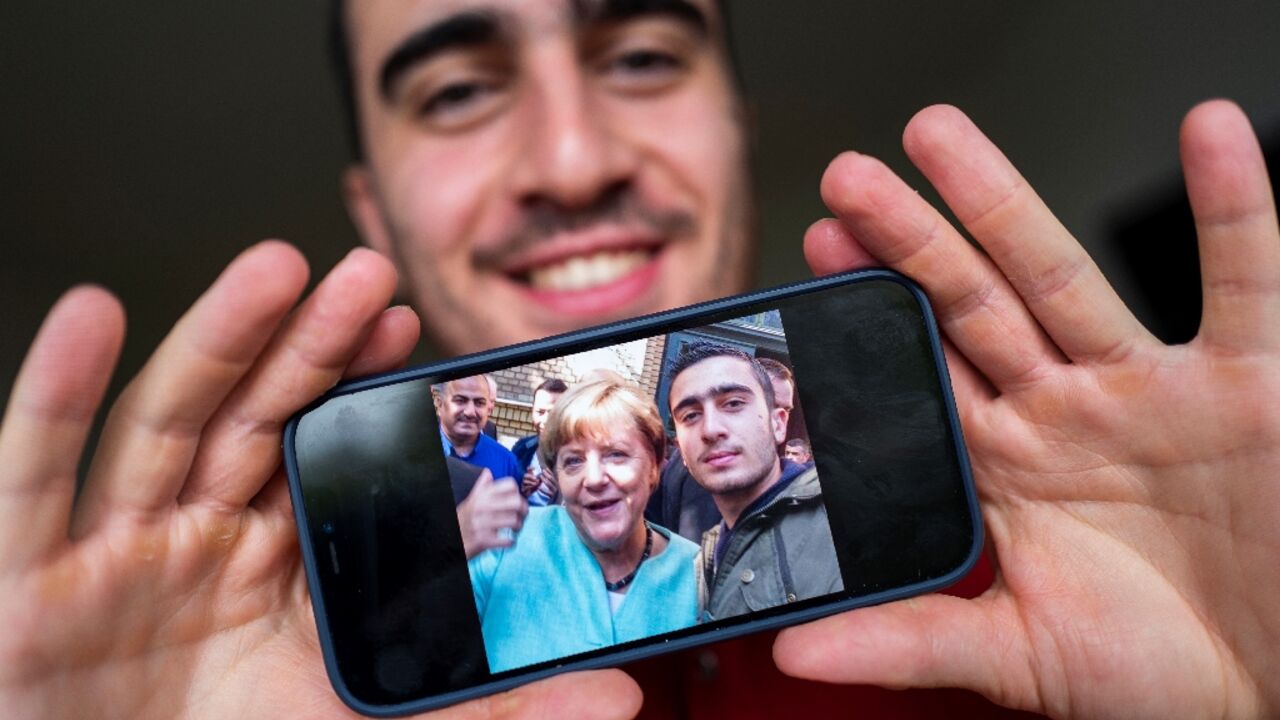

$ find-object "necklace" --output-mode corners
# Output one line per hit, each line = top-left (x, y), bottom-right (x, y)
(604, 524), (653, 592)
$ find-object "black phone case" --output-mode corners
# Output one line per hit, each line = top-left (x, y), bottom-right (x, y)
(283, 267), (983, 717)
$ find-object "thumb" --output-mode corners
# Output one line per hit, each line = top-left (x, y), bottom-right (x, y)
(772, 591), (1037, 712)
(407, 669), (642, 720)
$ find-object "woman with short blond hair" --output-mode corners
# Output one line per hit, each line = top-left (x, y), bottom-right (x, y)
(468, 380), (698, 673)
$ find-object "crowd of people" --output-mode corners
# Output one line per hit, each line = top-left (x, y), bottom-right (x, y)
(440, 340), (839, 672)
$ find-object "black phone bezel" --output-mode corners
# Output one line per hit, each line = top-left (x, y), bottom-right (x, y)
(283, 268), (983, 717)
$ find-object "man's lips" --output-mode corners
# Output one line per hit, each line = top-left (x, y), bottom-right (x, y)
(508, 248), (666, 319)
(701, 449), (740, 469)
(499, 226), (665, 275)
(527, 248), (651, 292)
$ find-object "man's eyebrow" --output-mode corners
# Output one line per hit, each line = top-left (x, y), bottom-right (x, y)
(577, 0), (709, 36)
(379, 11), (503, 102)
(671, 383), (753, 415)
(708, 382), (754, 398)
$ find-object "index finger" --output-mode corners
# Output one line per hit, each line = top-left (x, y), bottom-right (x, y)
(1180, 100), (1280, 352)
(901, 105), (1154, 364)
(0, 287), (124, 568)
(72, 241), (309, 536)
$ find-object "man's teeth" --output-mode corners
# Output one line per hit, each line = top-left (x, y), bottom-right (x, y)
(528, 250), (649, 292)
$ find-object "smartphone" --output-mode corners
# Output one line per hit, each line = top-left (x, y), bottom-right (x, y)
(285, 269), (982, 716)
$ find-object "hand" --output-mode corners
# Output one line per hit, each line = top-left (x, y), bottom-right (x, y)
(0, 242), (640, 719)
(535, 468), (559, 502)
(775, 100), (1280, 718)
(458, 469), (530, 559)
(521, 467), (541, 497)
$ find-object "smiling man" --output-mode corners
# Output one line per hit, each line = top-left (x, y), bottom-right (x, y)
(5, 0), (1280, 715)
(337, 0), (752, 354)
(435, 375), (522, 482)
(666, 342), (842, 620)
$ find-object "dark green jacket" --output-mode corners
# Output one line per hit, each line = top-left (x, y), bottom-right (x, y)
(696, 466), (843, 621)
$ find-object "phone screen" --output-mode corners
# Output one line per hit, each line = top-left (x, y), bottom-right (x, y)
(287, 271), (980, 715)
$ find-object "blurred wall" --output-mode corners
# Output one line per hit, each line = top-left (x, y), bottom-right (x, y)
(3, 1), (1279, 428)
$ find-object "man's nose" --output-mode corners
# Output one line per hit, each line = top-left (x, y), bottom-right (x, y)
(700, 409), (729, 443)
(509, 51), (638, 209)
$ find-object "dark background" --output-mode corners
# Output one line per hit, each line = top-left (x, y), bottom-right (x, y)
(4, 1), (1279, 422)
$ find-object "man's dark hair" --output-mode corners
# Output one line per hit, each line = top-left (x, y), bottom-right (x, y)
(666, 341), (775, 412)
(327, 0), (739, 161)
(535, 377), (569, 396)
(784, 438), (809, 452)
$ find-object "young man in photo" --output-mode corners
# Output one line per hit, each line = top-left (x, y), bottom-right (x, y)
(666, 342), (842, 620)
(646, 349), (799, 544)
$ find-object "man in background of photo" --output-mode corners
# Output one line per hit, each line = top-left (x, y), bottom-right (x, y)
(511, 377), (569, 505)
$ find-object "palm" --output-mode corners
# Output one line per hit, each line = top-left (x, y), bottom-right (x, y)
(777, 100), (1280, 719)
(1, 244), (640, 719)
(8, 489), (321, 717)
(967, 348), (1279, 716)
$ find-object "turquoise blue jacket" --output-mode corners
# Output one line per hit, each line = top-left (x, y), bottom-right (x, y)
(469, 506), (699, 673)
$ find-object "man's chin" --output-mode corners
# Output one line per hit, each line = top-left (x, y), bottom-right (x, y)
(696, 471), (757, 497)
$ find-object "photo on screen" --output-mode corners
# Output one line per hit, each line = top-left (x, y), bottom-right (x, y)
(439, 309), (845, 674)
(290, 275), (978, 705)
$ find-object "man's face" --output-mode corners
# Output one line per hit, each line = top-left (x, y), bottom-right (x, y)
(530, 387), (563, 435)
(436, 376), (492, 444)
(784, 444), (811, 464)
(479, 376), (498, 426)
(768, 372), (793, 421)
(669, 356), (786, 499)
(343, 0), (753, 355)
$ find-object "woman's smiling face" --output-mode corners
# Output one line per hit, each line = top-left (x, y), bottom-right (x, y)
(556, 423), (658, 553)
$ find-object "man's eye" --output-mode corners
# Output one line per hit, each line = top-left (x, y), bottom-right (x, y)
(411, 75), (507, 129)
(677, 411), (700, 424)
(597, 39), (690, 94)
(611, 49), (680, 74)
(421, 82), (481, 114)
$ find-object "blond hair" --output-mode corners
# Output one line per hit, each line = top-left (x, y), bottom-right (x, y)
(539, 381), (666, 472)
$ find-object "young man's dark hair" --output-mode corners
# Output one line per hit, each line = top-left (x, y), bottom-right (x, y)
(666, 341), (775, 412)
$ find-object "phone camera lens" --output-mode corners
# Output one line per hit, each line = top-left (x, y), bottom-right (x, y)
(321, 521), (335, 535)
